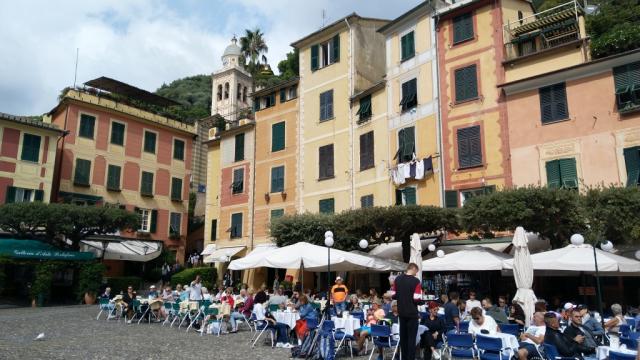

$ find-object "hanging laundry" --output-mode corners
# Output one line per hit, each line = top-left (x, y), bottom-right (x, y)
(400, 163), (411, 179)
(424, 156), (434, 174)
(391, 167), (405, 185)
(409, 162), (417, 178)
(415, 159), (425, 180)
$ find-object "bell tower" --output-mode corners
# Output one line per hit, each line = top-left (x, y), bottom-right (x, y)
(211, 36), (253, 121)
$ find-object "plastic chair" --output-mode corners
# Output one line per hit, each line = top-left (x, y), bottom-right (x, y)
(443, 333), (476, 359)
(251, 315), (276, 348)
(542, 343), (580, 360)
(609, 351), (637, 360)
(626, 318), (636, 331)
(500, 323), (520, 337)
(169, 302), (184, 327)
(459, 321), (470, 333)
(351, 311), (365, 325)
(161, 302), (174, 326)
(201, 307), (221, 336)
(620, 337), (638, 350)
(619, 324), (631, 338)
(367, 324), (399, 360)
(476, 334), (510, 360)
(96, 298), (112, 320)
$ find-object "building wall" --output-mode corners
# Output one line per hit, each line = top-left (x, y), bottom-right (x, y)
(0, 120), (60, 204)
(204, 141), (221, 244)
(507, 70), (640, 188)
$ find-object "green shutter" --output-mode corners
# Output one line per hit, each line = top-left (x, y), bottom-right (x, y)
(360, 195), (373, 208)
(623, 147), (640, 187)
(34, 189), (44, 202)
(613, 62), (640, 89)
(457, 126), (481, 168)
(141, 171), (154, 196)
(545, 160), (561, 188)
(144, 131), (156, 153)
(171, 177), (182, 200)
(5, 186), (16, 203)
(395, 189), (403, 205)
(107, 165), (121, 191)
(79, 114), (95, 138)
(271, 209), (285, 220)
(235, 133), (245, 161)
(280, 88), (286, 103)
(539, 86), (554, 123)
(558, 158), (578, 189)
(74, 159), (91, 186)
(319, 198), (335, 214)
(332, 34), (340, 63)
(444, 190), (459, 208)
(232, 168), (244, 194)
(408, 31), (415, 59)
(455, 65), (478, 102)
(311, 44), (319, 71)
(231, 213), (243, 238)
(484, 185), (496, 194)
(401, 32), (415, 61)
(401, 126), (415, 162)
(270, 166), (284, 193)
(404, 187), (417, 205)
(150, 209), (158, 233)
(272, 122), (285, 152)
(211, 219), (217, 240)
(401, 34), (407, 60)
(21, 134), (41, 162)
(540, 83), (568, 123)
(173, 139), (185, 160)
(111, 122), (125, 145)
(453, 13), (474, 43)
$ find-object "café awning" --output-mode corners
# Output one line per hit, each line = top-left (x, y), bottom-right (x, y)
(203, 246), (245, 263)
(81, 238), (162, 262)
(0, 239), (94, 261)
(201, 244), (216, 255)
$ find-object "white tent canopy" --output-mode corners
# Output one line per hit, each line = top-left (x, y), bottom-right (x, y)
(228, 242), (389, 272)
(81, 239), (162, 262)
(422, 246), (511, 271)
(203, 246), (245, 264)
(201, 244), (216, 255)
(503, 243), (640, 273)
(369, 236), (437, 261)
(350, 250), (408, 272)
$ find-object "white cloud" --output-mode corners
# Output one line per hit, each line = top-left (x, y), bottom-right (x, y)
(0, 0), (420, 115)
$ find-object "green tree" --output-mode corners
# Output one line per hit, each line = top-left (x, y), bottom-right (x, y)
(0, 203), (140, 250)
(277, 49), (299, 80)
(240, 28), (269, 77)
(155, 74), (212, 121)
(582, 186), (640, 245)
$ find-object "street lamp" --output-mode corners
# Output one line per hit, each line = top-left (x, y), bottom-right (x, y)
(428, 244), (436, 252)
(324, 231), (334, 316)
(100, 240), (109, 262)
(359, 239), (369, 250)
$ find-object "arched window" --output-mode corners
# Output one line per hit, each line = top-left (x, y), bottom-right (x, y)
(518, 11), (523, 24)
(217, 85), (222, 101)
(243, 86), (248, 103)
(237, 84), (242, 100)
(224, 83), (229, 99)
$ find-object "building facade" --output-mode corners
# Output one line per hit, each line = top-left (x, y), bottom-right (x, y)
(50, 81), (195, 266)
(0, 113), (65, 204)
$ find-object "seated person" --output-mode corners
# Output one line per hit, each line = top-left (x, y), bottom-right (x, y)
(544, 312), (583, 360)
(253, 291), (293, 348)
(382, 293), (393, 315)
(179, 286), (190, 302)
(483, 297), (509, 324)
(100, 287), (114, 300)
(517, 312), (546, 360)
(148, 285), (158, 299)
(421, 301), (446, 360)
(229, 288), (255, 333)
(122, 285), (137, 323)
(354, 299), (386, 356)
(160, 286), (174, 319)
(268, 287), (288, 307)
(509, 302), (526, 327)
(202, 287), (212, 301)
(578, 306), (604, 338)
(604, 303), (627, 337)
(564, 308), (597, 359)
(346, 294), (361, 312)
(468, 307), (499, 336)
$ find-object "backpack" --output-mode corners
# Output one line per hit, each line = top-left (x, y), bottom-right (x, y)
(290, 329), (317, 358)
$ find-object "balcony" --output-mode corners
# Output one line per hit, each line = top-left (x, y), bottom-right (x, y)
(503, 1), (585, 63)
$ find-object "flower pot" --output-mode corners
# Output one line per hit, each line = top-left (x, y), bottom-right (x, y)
(84, 292), (96, 305)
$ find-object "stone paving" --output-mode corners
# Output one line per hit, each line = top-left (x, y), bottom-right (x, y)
(0, 305), (375, 360)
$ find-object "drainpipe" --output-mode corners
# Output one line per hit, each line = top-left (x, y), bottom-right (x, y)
(433, 16), (446, 208)
(345, 18), (356, 209)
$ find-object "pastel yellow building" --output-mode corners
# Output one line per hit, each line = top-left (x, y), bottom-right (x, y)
(379, 2), (445, 207)
(292, 14), (390, 214)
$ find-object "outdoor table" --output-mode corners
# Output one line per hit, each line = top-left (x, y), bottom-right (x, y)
(275, 310), (300, 329)
(391, 323), (428, 345)
(209, 303), (231, 316)
(597, 346), (638, 360)
(486, 333), (520, 358)
(332, 315), (361, 336)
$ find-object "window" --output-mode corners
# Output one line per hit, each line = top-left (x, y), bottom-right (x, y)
(289, 86), (297, 99)
(140, 171), (154, 196)
(230, 213), (243, 238)
(461, 186), (495, 205)
(623, 146), (640, 187)
(217, 85), (222, 101)
(271, 209), (285, 220)
(243, 87), (248, 103)
(173, 139), (185, 160)
(401, 31), (415, 61)
(106, 165), (121, 191)
(395, 187), (417, 205)
(264, 93), (276, 108)
(74, 158), (91, 186)
(143, 131), (156, 154)
(518, 38), (537, 57)
(79, 114), (95, 139)
(360, 194), (374, 208)
(545, 158), (578, 189)
(110, 122), (125, 146)
(400, 78), (417, 111)
(359, 131), (375, 171)
(319, 198), (335, 214)
(254, 97), (261, 112)
(20, 133), (41, 162)
(137, 208), (156, 233)
(270, 166), (285, 193)
(171, 177), (183, 201)
(454, 65), (478, 102)
(356, 95), (372, 123)
(170, 212), (182, 236)
(237, 85), (242, 100)
(224, 83), (229, 99)
(397, 126), (415, 163)
(234, 133), (245, 162)
(613, 62), (640, 113)
(444, 190), (459, 208)
(457, 125), (482, 169)
(280, 88), (287, 103)
(311, 34), (340, 71)
(272, 122), (285, 152)
(539, 83), (568, 123)
(232, 168), (244, 194)
(319, 144), (334, 180)
(320, 90), (334, 121)
(5, 187), (43, 203)
(453, 12), (474, 44)
(210, 219), (217, 240)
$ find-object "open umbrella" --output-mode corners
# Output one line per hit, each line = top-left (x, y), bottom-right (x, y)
(511, 226), (537, 327)
(410, 233), (423, 284)
(422, 246), (511, 271)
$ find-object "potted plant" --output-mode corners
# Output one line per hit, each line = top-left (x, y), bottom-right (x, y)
(77, 262), (106, 305)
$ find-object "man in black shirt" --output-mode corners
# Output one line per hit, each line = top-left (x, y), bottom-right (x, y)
(391, 263), (422, 360)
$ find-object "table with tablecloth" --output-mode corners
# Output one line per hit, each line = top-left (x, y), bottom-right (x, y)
(597, 346), (638, 360)
(483, 333), (520, 358)
(391, 323), (428, 345)
(275, 311), (300, 329)
(332, 316), (361, 336)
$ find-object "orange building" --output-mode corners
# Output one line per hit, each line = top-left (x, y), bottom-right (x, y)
(436, 0), (533, 207)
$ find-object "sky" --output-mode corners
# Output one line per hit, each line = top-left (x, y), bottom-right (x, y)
(0, 0), (421, 115)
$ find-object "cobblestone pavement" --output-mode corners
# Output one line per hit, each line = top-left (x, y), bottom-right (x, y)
(0, 305), (376, 360)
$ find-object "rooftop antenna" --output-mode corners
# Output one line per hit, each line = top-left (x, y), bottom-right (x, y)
(73, 48), (79, 88)
(321, 9), (326, 27)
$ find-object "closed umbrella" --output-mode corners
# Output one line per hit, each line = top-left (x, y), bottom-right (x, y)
(511, 226), (537, 327)
(410, 233), (423, 284)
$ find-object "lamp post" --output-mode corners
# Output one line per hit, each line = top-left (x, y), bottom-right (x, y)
(100, 240), (109, 262)
(359, 239), (369, 250)
(324, 231), (334, 315)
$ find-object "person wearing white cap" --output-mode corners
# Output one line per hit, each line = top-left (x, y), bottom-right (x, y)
(330, 277), (349, 315)
(561, 302), (576, 328)
(148, 285), (158, 299)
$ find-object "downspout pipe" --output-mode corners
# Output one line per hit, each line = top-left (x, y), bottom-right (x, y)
(344, 17), (356, 210)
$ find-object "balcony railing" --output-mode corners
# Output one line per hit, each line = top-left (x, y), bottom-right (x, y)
(503, 0), (584, 62)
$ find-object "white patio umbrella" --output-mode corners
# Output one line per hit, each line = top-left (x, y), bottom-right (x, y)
(510, 226), (537, 327)
(410, 233), (423, 284)
(350, 251), (408, 272)
(422, 246), (511, 271)
(228, 242), (388, 272)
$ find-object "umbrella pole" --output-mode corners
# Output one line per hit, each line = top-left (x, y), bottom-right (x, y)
(592, 245), (605, 329)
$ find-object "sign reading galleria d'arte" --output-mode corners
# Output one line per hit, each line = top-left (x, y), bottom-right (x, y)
(12, 249), (93, 260)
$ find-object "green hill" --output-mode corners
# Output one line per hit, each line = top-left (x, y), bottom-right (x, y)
(155, 75), (212, 121)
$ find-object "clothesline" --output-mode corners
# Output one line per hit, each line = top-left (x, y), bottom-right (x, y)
(390, 155), (434, 185)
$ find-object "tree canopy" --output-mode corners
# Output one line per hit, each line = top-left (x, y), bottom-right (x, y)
(155, 75), (212, 121)
(240, 28), (269, 77)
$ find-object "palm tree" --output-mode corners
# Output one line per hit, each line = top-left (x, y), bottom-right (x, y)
(240, 28), (269, 77)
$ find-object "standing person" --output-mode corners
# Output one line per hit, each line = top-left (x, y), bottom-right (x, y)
(465, 290), (481, 317)
(391, 263), (422, 360)
(331, 277), (349, 315)
(161, 262), (171, 287)
(444, 292), (461, 331)
(189, 275), (203, 301)
(272, 274), (280, 293)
